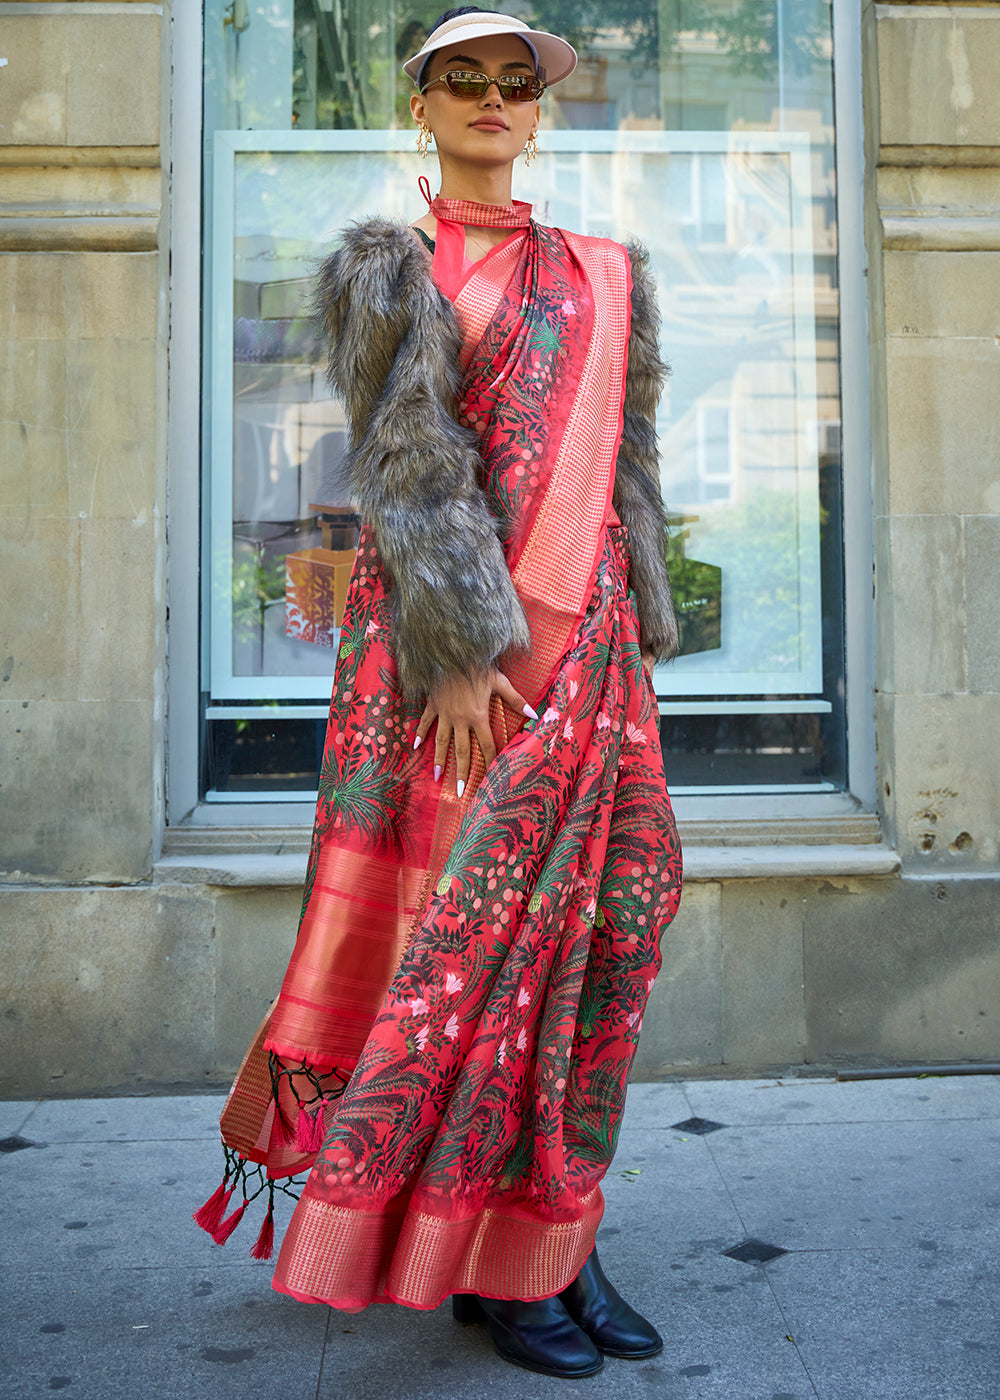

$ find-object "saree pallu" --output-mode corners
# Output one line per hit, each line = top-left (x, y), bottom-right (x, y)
(205, 221), (683, 1309)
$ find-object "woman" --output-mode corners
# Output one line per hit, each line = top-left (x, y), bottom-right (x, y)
(196, 7), (683, 1380)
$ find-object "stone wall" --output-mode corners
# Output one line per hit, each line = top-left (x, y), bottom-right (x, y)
(870, 0), (1000, 867)
(0, 0), (165, 883)
(0, 2), (998, 1096)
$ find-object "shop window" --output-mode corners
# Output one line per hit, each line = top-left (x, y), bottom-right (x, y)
(200, 0), (848, 800)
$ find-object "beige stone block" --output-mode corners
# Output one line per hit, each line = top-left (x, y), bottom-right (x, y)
(873, 514), (895, 696)
(884, 513), (966, 696)
(0, 338), (157, 519)
(803, 874), (1000, 1063)
(0, 886), (215, 1095)
(963, 515), (1000, 694)
(886, 337), (1000, 515)
(877, 10), (1000, 148)
(884, 251), (1000, 340)
(878, 166), (1000, 222)
(0, 252), (159, 342)
(0, 419), (71, 517)
(0, 698), (154, 882)
(2, 17), (70, 145)
(66, 14), (162, 147)
(214, 887), (305, 1075)
(0, 516), (156, 702)
(0, 164), (160, 211)
(633, 881), (722, 1072)
(1, 14), (161, 148)
(885, 692), (1000, 867)
(720, 880), (806, 1065)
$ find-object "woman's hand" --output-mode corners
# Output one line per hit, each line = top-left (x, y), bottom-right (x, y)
(413, 667), (537, 797)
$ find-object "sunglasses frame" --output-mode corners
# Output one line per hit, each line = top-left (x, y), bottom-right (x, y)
(420, 69), (547, 103)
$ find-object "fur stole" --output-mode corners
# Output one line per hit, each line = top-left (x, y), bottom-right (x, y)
(313, 218), (676, 697)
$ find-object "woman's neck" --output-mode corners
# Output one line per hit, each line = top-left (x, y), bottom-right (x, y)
(436, 158), (515, 210)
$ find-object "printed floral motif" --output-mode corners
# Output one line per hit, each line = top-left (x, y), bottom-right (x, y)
(282, 223), (682, 1279)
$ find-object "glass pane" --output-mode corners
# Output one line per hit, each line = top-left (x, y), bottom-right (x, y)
(202, 0), (846, 796)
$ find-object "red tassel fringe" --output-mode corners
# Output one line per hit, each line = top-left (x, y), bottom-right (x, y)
(249, 1205), (275, 1260)
(273, 1104), (297, 1147)
(293, 1101), (327, 1154)
(212, 1201), (247, 1245)
(192, 1180), (232, 1236)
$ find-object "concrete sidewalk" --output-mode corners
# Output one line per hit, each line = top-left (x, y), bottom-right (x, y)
(2, 1075), (998, 1400)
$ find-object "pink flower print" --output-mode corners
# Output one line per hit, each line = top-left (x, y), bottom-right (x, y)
(517, 987), (531, 1009)
(444, 1013), (460, 1041)
(365, 618), (378, 636)
(562, 718), (574, 741)
(596, 712), (611, 731)
(542, 707), (560, 724)
(625, 721), (647, 746)
(568, 679), (579, 699)
(562, 299), (576, 316)
(409, 997), (430, 1017)
(516, 1027), (527, 1053)
(497, 1037), (507, 1066)
(647, 977), (656, 993)
(585, 896), (597, 921)
(415, 1024), (430, 1052)
(445, 972), (464, 997)
(627, 1010), (642, 1029)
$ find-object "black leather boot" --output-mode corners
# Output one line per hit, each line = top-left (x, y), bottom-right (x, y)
(558, 1247), (663, 1358)
(452, 1292), (604, 1378)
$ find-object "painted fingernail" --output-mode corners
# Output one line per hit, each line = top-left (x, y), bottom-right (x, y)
(413, 734), (422, 750)
(434, 764), (442, 783)
(523, 703), (539, 720)
(457, 779), (465, 799)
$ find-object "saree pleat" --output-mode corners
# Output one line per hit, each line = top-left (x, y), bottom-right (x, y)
(208, 220), (683, 1308)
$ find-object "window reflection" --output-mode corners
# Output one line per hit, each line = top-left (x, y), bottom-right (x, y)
(203, 0), (846, 795)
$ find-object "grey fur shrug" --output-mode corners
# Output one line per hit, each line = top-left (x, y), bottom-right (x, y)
(314, 219), (677, 699)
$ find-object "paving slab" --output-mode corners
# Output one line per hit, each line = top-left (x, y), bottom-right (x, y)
(4, 1132), (299, 1273)
(683, 1074), (1000, 1127)
(0, 1099), (39, 1139)
(0, 1266), (328, 1400)
(701, 1117), (1000, 1253)
(24, 1093), (227, 1144)
(767, 1242), (1000, 1400)
(2, 1079), (998, 1400)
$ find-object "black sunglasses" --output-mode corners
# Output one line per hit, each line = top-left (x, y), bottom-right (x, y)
(420, 69), (546, 102)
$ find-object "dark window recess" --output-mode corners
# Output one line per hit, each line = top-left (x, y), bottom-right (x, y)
(205, 716), (326, 795)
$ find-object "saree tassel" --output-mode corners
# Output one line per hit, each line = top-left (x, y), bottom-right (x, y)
(192, 1179), (232, 1236)
(250, 1199), (275, 1261)
(212, 1201), (247, 1246)
(294, 1101), (327, 1154)
(273, 1102), (297, 1148)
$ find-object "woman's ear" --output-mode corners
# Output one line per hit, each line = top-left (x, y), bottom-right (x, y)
(410, 92), (427, 126)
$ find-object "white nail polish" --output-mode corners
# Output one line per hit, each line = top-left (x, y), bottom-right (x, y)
(413, 734), (422, 750)
(457, 780), (465, 798)
(523, 703), (539, 721)
(434, 765), (442, 783)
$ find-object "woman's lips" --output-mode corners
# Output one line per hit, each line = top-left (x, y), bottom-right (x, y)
(469, 119), (509, 132)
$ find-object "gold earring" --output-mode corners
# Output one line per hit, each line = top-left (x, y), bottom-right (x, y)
(524, 130), (538, 166)
(416, 121), (433, 158)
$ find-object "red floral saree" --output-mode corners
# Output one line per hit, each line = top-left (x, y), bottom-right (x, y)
(198, 218), (683, 1311)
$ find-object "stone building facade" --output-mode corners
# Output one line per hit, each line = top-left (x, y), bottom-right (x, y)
(1, 0), (997, 1094)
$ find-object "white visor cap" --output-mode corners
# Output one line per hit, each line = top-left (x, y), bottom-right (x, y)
(403, 12), (578, 88)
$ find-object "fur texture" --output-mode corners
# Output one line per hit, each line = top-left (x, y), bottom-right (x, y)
(313, 218), (677, 694)
(314, 219), (530, 698)
(618, 242), (679, 660)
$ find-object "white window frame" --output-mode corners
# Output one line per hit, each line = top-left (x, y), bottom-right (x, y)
(165, 0), (875, 836)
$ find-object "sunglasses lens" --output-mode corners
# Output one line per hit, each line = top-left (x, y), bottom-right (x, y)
(440, 72), (543, 101)
(445, 73), (488, 97)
